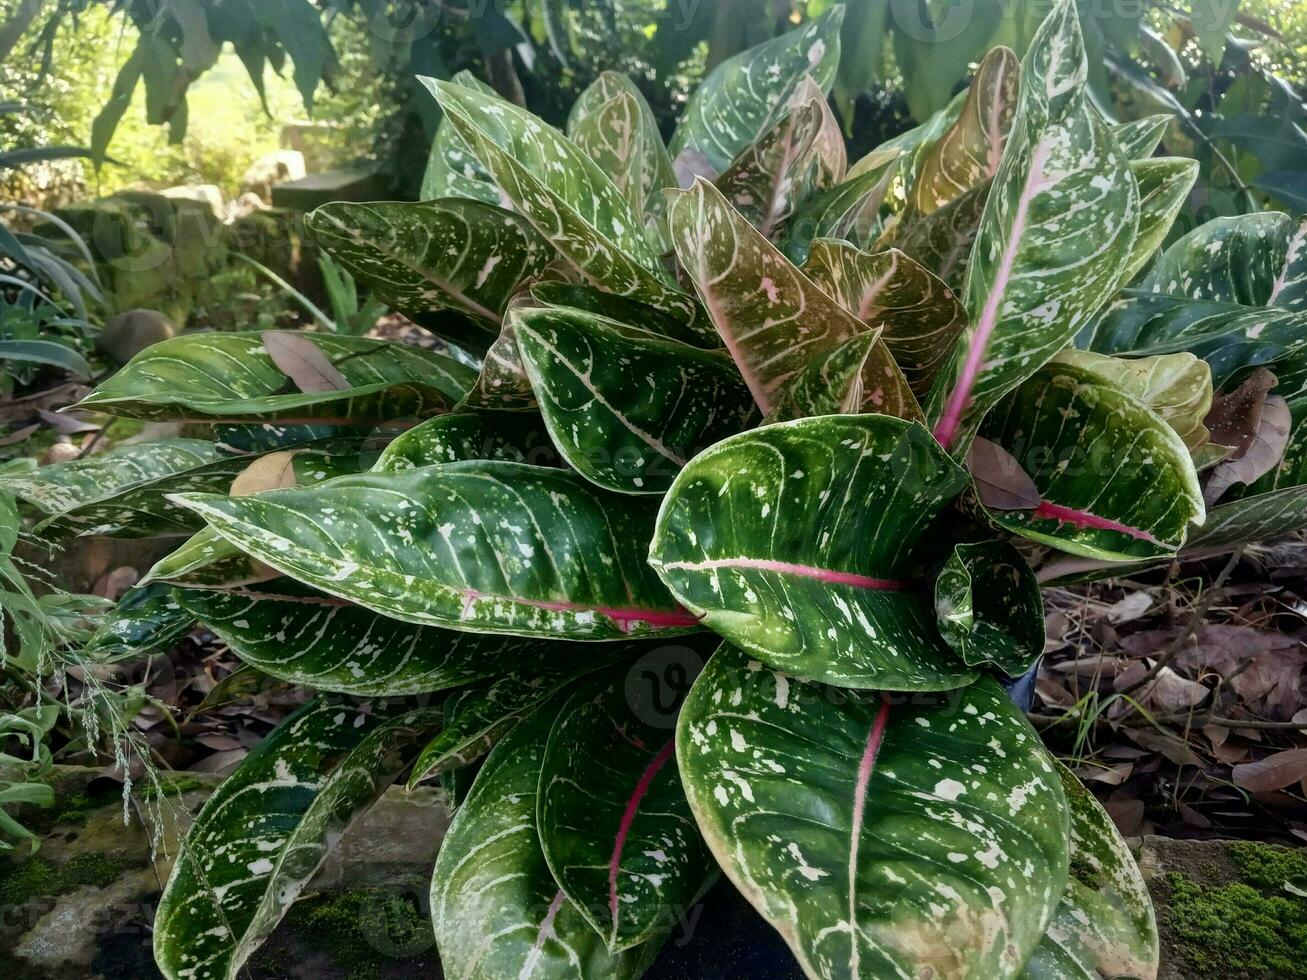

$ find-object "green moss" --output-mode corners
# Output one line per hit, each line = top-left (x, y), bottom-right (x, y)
(1228, 840), (1307, 894)
(1165, 867), (1307, 979)
(281, 887), (435, 980)
(0, 852), (134, 905)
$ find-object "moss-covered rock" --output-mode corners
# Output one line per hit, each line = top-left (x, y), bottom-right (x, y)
(1141, 836), (1307, 979)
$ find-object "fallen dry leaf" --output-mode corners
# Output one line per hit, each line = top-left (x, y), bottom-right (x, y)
(230, 450), (299, 496)
(262, 330), (350, 393)
(966, 436), (1041, 509)
(1205, 394), (1291, 504)
(1232, 748), (1307, 793)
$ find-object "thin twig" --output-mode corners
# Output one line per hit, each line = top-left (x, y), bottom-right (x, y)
(1114, 547), (1244, 698)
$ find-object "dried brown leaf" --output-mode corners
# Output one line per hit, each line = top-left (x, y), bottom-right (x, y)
(1232, 748), (1307, 793)
(230, 450), (299, 496)
(966, 436), (1040, 509)
(1205, 394), (1291, 504)
(261, 330), (350, 393)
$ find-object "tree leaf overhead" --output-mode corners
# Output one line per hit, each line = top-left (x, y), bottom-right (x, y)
(980, 361), (1205, 561)
(910, 46), (1019, 216)
(172, 462), (700, 640)
(154, 699), (440, 980)
(650, 416), (978, 690)
(538, 666), (714, 950)
(677, 646), (1069, 980)
(306, 199), (554, 351)
(431, 699), (660, 980)
(1021, 763), (1158, 980)
(930, 0), (1139, 452)
(76, 331), (475, 424)
(802, 240), (968, 398)
(513, 305), (757, 494)
(933, 540), (1044, 678)
(669, 7), (844, 173)
(667, 178), (919, 422)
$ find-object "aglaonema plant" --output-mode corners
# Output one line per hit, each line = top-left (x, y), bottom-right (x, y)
(8, 1), (1307, 976)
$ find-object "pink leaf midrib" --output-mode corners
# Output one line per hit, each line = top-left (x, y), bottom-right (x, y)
(607, 739), (677, 942)
(933, 139), (1053, 450)
(847, 699), (892, 977)
(659, 556), (905, 591)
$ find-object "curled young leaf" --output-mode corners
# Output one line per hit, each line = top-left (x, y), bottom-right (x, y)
(933, 540), (1044, 678)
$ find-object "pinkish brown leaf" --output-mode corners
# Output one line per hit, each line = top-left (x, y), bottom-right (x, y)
(967, 436), (1040, 509)
(1232, 748), (1307, 792)
(262, 330), (350, 393)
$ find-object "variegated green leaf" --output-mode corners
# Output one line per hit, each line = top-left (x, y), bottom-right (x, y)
(1111, 113), (1172, 160)
(407, 648), (624, 788)
(930, 0), (1139, 452)
(803, 240), (968, 398)
(173, 463), (699, 640)
(669, 7), (844, 173)
(933, 540), (1044, 678)
(910, 46), (1019, 216)
(0, 438), (227, 538)
(1082, 292), (1307, 387)
(894, 178), (990, 290)
(76, 332), (475, 424)
(677, 645), (1069, 980)
(650, 416), (977, 690)
(373, 410), (560, 472)
(567, 71), (676, 220)
(1120, 157), (1200, 287)
(458, 311), (539, 413)
(763, 332), (885, 421)
(421, 69), (500, 203)
(175, 580), (603, 696)
(0, 441), (364, 540)
(141, 527), (274, 588)
(430, 699), (659, 979)
(1141, 211), (1307, 311)
(85, 584), (193, 659)
(714, 87), (841, 241)
(430, 79), (710, 340)
(538, 665), (714, 950)
(781, 147), (899, 265)
(1021, 762), (1158, 980)
(667, 178), (920, 422)
(154, 698), (440, 980)
(979, 361), (1204, 561)
(1185, 484), (1307, 554)
(1050, 348), (1212, 454)
(305, 199), (553, 352)
(513, 305), (757, 494)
